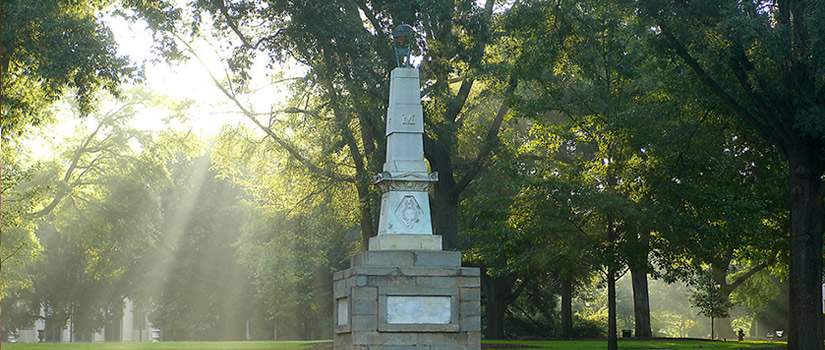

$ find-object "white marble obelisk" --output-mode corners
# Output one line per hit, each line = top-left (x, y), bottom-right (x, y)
(369, 67), (441, 251)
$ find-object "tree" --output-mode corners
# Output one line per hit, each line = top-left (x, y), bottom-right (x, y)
(633, 1), (825, 347)
(501, 0), (662, 343)
(1, 0), (184, 139)
(2, 91), (198, 341)
(140, 154), (256, 341)
(690, 270), (734, 340)
(1, 0), (129, 138)
(1, 148), (44, 297)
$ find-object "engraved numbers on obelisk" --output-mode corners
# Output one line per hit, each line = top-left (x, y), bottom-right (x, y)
(401, 113), (415, 125)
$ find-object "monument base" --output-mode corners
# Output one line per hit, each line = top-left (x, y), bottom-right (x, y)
(333, 250), (481, 350)
(369, 234), (442, 251)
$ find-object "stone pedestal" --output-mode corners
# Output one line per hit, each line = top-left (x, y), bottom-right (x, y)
(333, 251), (481, 350)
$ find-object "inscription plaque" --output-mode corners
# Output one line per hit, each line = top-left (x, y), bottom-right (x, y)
(386, 296), (451, 324)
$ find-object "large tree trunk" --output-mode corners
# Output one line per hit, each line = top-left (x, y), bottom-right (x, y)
(560, 276), (574, 337)
(786, 148), (824, 350)
(607, 265), (618, 349)
(630, 266), (652, 338)
(607, 220), (618, 350)
(480, 273), (517, 339)
(713, 316), (736, 340)
(708, 263), (737, 339)
(629, 229), (652, 338)
(424, 135), (460, 250)
(431, 181), (459, 250)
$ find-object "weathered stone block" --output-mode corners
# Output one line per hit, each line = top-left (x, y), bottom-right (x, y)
(414, 251), (461, 267)
(351, 315), (378, 332)
(416, 277), (460, 288)
(335, 279), (348, 291)
(353, 251), (417, 267)
(353, 266), (401, 276)
(459, 288), (480, 301)
(416, 333), (462, 345)
(465, 332), (481, 346)
(353, 276), (369, 287)
(459, 301), (480, 316)
(457, 277), (480, 288)
(351, 299), (377, 315)
(369, 234), (442, 251)
(460, 315), (481, 332)
(352, 331), (381, 345)
(399, 267), (459, 277)
(367, 346), (423, 350)
(459, 267), (481, 277)
(380, 332), (418, 345)
(430, 345), (460, 350)
(352, 287), (378, 300)
(368, 275), (416, 288)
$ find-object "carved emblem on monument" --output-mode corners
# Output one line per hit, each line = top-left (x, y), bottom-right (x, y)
(395, 195), (423, 229)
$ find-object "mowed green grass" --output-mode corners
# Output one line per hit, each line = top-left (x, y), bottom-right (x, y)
(1, 340), (786, 350)
(1, 341), (317, 350)
(485, 339), (785, 349)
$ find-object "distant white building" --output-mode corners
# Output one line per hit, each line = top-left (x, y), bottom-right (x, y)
(10, 299), (159, 343)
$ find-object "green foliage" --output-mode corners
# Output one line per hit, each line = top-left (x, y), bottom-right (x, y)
(689, 270), (733, 320)
(139, 154), (256, 341)
(1, 89), (201, 340)
(651, 311), (694, 338)
(234, 197), (355, 339)
(1, 0), (136, 138)
(0, 148), (45, 296)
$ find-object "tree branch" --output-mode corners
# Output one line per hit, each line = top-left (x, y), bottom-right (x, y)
(726, 262), (769, 293)
(453, 78), (517, 196)
(504, 276), (532, 306)
(217, 0), (255, 50)
(445, 79), (475, 124)
(351, 0), (394, 68)
(179, 35), (355, 184)
(655, 21), (782, 149)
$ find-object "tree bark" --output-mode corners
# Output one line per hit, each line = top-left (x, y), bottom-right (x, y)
(630, 266), (652, 338)
(607, 221), (618, 350)
(709, 262), (738, 339)
(480, 272), (518, 339)
(628, 229), (652, 338)
(424, 135), (460, 250)
(786, 147), (824, 350)
(607, 265), (618, 349)
(560, 276), (574, 337)
(431, 178), (459, 250)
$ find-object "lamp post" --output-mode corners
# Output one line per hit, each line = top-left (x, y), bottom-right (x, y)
(392, 24), (414, 67)
(711, 283), (720, 340)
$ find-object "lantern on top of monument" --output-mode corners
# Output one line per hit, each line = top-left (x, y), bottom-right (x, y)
(392, 24), (414, 68)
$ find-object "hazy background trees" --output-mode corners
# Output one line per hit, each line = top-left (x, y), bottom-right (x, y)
(2, 0), (821, 346)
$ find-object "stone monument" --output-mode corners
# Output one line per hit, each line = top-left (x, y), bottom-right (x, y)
(333, 25), (481, 350)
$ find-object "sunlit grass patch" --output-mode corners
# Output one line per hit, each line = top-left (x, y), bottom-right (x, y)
(1, 340), (316, 350)
(483, 339), (787, 350)
(2, 340), (787, 350)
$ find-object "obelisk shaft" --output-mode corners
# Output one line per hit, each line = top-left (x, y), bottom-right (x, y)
(369, 67), (441, 250)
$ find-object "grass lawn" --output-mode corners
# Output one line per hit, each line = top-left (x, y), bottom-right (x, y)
(1, 340), (787, 350)
(0, 341), (319, 350)
(485, 339), (786, 349)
